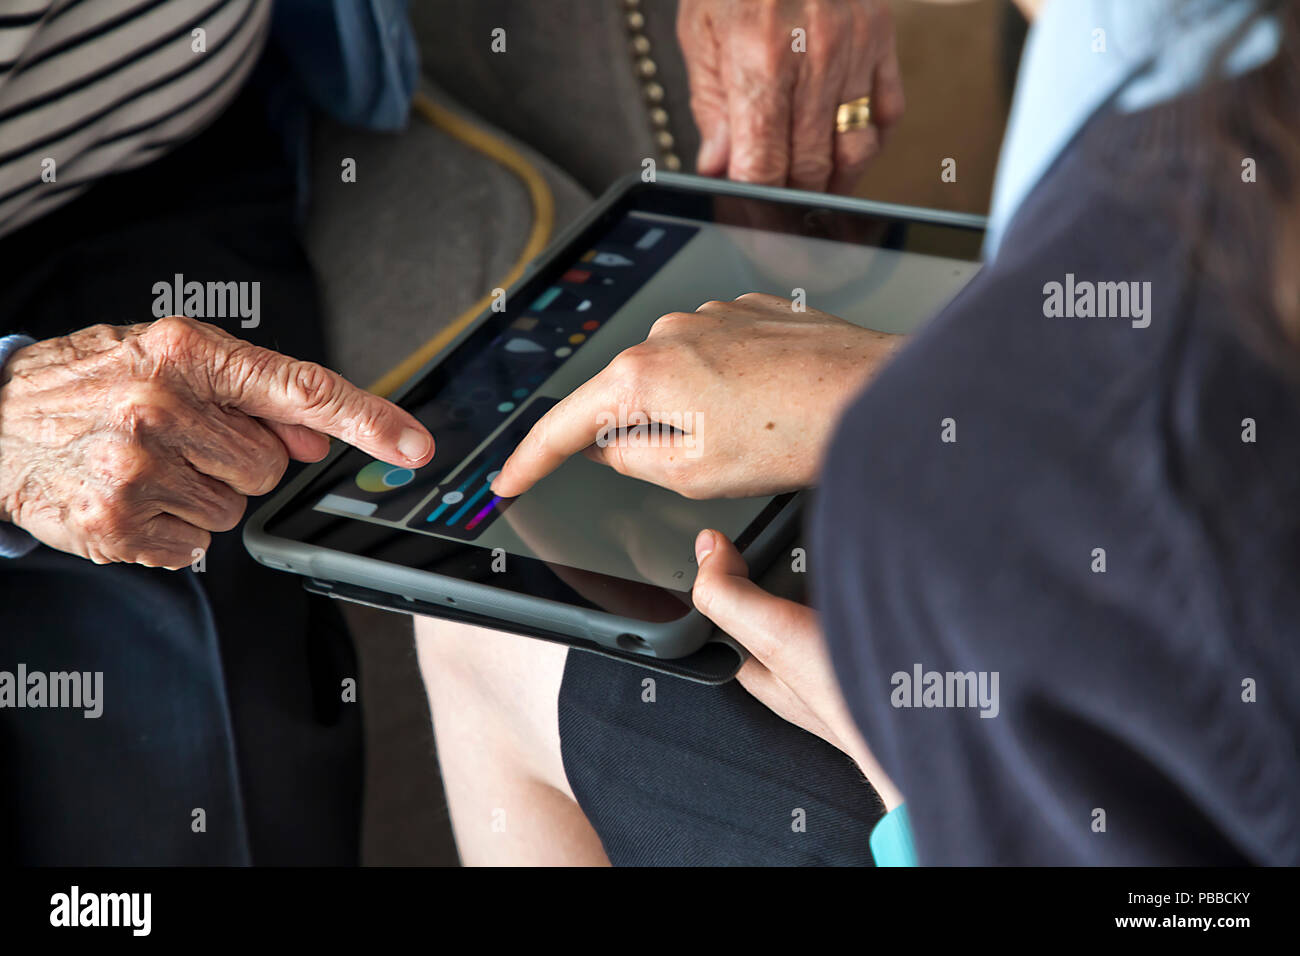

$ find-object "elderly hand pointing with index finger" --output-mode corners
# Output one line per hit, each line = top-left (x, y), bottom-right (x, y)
(0, 315), (433, 569)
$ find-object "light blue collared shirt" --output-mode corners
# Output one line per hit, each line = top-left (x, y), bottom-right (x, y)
(985, 0), (1280, 260)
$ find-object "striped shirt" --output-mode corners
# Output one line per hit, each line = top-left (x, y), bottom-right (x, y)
(0, 0), (271, 238)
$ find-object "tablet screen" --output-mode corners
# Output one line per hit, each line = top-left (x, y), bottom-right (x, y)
(265, 181), (983, 621)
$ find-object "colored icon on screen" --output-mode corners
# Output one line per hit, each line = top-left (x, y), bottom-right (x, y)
(635, 227), (665, 249)
(355, 461), (416, 493)
(530, 287), (562, 310)
(531, 286), (594, 313)
(504, 337), (545, 353)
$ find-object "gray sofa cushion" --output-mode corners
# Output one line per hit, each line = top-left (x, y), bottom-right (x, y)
(411, 0), (699, 194)
(305, 81), (592, 387)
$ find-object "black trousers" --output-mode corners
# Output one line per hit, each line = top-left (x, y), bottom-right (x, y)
(559, 554), (884, 866)
(0, 80), (361, 864)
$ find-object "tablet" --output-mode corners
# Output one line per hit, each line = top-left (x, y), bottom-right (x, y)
(244, 173), (984, 659)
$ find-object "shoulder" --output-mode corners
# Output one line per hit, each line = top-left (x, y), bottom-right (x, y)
(813, 130), (1300, 863)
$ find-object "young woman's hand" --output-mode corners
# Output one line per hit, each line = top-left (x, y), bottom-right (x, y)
(691, 527), (902, 810)
(491, 294), (901, 501)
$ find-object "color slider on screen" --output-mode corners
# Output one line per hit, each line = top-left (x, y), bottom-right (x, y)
(425, 464), (503, 530)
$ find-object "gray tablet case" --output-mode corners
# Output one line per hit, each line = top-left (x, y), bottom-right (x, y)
(303, 577), (746, 684)
(247, 174), (986, 673)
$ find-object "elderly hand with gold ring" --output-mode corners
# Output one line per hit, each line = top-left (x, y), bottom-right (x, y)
(677, 0), (904, 194)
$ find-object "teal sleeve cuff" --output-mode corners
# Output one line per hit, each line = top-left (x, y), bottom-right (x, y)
(870, 803), (918, 867)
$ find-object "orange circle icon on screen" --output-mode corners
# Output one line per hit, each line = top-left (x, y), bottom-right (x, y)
(356, 461), (416, 493)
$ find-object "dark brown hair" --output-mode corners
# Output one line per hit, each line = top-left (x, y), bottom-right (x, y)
(1203, 0), (1300, 353)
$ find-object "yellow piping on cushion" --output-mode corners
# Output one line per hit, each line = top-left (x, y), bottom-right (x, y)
(366, 90), (557, 397)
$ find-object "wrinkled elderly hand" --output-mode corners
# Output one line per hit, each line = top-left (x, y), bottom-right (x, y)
(678, 0), (903, 193)
(0, 315), (434, 568)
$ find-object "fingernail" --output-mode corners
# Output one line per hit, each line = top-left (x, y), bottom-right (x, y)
(398, 428), (431, 462)
(697, 138), (725, 173)
(694, 529), (715, 564)
(489, 464), (509, 496)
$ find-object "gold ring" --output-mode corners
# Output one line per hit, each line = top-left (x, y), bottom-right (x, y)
(836, 95), (872, 133)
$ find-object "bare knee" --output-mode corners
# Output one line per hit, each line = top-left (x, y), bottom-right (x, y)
(414, 619), (606, 864)
(415, 618), (572, 786)
(414, 619), (566, 779)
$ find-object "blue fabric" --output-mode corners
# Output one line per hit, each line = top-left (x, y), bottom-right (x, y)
(261, 0), (418, 221)
(870, 804), (917, 867)
(0, 334), (37, 559)
(271, 0), (418, 131)
(984, 0), (1279, 260)
(0, 334), (32, 369)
